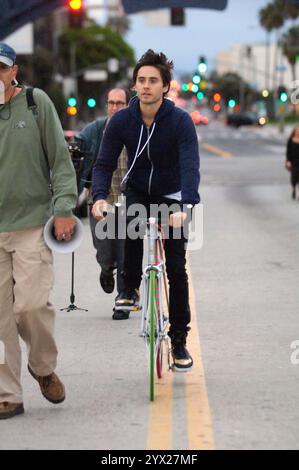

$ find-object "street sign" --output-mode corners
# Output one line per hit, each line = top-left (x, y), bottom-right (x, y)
(84, 70), (108, 81)
(122, 0), (228, 13)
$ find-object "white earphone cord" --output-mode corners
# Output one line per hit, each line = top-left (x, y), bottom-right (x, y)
(121, 123), (156, 186)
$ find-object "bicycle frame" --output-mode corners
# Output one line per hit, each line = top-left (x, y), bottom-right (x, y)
(139, 217), (170, 401)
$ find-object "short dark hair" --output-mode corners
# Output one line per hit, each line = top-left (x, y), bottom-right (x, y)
(133, 49), (174, 95)
(106, 87), (131, 105)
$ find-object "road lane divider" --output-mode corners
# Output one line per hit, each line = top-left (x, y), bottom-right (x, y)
(202, 142), (233, 158)
(184, 258), (215, 450)
(147, 256), (214, 450)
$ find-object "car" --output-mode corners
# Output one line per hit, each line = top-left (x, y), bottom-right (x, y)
(226, 112), (266, 128)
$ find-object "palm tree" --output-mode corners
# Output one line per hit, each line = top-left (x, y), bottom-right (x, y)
(281, 25), (299, 82)
(259, 3), (284, 89)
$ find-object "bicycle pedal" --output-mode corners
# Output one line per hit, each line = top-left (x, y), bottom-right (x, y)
(132, 305), (142, 311)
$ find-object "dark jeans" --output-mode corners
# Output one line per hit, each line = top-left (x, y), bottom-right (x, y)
(123, 187), (191, 334)
(89, 208), (125, 294)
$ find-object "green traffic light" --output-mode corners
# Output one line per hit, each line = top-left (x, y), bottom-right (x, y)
(68, 97), (77, 107)
(192, 74), (201, 84)
(197, 92), (204, 100)
(280, 92), (288, 103)
(228, 98), (236, 108)
(87, 98), (96, 108)
(182, 84), (189, 92)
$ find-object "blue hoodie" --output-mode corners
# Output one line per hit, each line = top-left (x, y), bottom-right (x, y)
(92, 97), (200, 206)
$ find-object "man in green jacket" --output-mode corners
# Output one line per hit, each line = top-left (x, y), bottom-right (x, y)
(0, 43), (78, 419)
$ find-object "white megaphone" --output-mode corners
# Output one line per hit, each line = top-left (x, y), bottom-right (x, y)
(43, 216), (84, 254)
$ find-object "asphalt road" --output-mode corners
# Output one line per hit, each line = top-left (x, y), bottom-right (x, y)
(1, 121), (298, 450)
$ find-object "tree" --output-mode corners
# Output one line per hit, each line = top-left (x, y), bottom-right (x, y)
(259, 3), (284, 89)
(281, 25), (299, 81)
(209, 71), (254, 109)
(259, 1), (299, 89)
(58, 24), (135, 76)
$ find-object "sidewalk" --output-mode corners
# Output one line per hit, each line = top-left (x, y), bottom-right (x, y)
(249, 123), (293, 142)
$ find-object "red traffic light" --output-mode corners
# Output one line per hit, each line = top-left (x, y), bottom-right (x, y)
(68, 0), (82, 11)
(67, 0), (84, 27)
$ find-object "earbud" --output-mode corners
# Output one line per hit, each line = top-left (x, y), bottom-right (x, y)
(11, 79), (18, 87)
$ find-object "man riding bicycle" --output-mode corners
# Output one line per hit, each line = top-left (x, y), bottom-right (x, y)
(92, 49), (200, 371)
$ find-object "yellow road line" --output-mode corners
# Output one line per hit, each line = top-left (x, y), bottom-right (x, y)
(147, 364), (173, 450)
(147, 259), (214, 450)
(147, 288), (173, 450)
(202, 142), (233, 158)
(185, 258), (215, 450)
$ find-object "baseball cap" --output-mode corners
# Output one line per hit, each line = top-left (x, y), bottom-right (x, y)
(0, 43), (16, 67)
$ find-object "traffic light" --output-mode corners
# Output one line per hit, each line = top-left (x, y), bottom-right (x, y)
(278, 85), (288, 103)
(198, 56), (207, 74)
(171, 7), (185, 26)
(192, 73), (201, 84)
(67, 96), (77, 115)
(228, 98), (236, 108)
(67, 0), (84, 27)
(67, 106), (77, 116)
(213, 92), (221, 102)
(67, 96), (77, 107)
(87, 98), (96, 108)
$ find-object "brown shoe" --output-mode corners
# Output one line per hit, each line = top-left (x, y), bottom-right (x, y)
(28, 365), (65, 404)
(0, 402), (24, 419)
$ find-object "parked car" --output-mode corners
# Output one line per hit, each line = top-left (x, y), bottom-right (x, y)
(226, 112), (266, 128)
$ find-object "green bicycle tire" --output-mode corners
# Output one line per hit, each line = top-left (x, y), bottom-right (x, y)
(149, 270), (156, 401)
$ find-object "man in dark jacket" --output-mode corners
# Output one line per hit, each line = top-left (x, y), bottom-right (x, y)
(92, 50), (200, 371)
(77, 88), (129, 315)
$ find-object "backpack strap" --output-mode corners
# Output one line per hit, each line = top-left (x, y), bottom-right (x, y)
(26, 87), (38, 118)
(26, 87), (50, 170)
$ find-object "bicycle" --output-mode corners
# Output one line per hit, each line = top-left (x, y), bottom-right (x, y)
(139, 217), (171, 402)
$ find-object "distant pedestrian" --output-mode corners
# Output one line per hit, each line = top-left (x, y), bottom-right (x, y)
(0, 43), (78, 419)
(286, 126), (299, 200)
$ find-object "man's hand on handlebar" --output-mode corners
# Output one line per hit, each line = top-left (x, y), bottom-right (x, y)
(92, 199), (111, 221)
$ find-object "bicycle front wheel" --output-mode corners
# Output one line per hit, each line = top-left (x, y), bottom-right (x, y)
(149, 269), (157, 401)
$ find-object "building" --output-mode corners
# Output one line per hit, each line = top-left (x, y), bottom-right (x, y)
(215, 42), (299, 92)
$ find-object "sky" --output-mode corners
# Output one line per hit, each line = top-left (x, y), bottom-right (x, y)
(125, 0), (270, 75)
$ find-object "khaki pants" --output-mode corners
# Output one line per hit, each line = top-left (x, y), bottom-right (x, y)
(0, 227), (58, 403)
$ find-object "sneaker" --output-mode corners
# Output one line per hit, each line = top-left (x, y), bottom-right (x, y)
(292, 188), (296, 200)
(0, 402), (24, 420)
(28, 365), (65, 404)
(100, 270), (115, 294)
(112, 309), (130, 320)
(114, 288), (140, 311)
(169, 331), (193, 372)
